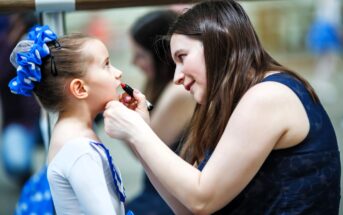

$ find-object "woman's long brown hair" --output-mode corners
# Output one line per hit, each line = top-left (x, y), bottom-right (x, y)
(168, 0), (318, 164)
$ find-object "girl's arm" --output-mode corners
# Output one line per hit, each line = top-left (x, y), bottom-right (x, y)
(68, 153), (118, 215)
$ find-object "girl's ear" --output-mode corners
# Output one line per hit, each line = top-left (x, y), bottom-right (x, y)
(69, 79), (88, 99)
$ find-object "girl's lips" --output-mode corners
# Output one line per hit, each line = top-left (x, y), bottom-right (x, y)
(185, 80), (195, 91)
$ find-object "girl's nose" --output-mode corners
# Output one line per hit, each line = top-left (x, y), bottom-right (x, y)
(114, 67), (122, 79)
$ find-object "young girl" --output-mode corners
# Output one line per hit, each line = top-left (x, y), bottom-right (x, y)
(9, 25), (127, 215)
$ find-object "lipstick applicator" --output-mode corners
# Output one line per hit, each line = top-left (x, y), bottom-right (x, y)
(120, 83), (154, 111)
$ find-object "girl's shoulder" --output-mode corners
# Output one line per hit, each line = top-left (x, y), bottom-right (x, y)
(47, 138), (106, 181)
(48, 137), (100, 165)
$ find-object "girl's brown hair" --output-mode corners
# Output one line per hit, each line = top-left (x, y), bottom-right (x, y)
(33, 34), (92, 112)
(168, 0), (318, 164)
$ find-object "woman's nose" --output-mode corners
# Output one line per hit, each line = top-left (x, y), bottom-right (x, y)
(173, 68), (184, 85)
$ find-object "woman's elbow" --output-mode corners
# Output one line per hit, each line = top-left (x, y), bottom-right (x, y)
(189, 204), (210, 215)
(187, 192), (213, 215)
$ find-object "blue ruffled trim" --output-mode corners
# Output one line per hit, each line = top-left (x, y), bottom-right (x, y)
(8, 25), (58, 96)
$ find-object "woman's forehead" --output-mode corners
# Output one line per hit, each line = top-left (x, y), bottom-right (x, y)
(170, 34), (202, 53)
(170, 34), (188, 51)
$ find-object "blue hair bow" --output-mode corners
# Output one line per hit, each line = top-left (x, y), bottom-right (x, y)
(8, 25), (58, 96)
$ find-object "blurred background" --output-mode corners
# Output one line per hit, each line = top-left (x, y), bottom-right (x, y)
(0, 0), (342, 214)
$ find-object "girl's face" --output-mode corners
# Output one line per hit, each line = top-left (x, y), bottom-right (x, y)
(130, 38), (155, 80)
(83, 39), (122, 111)
(170, 34), (207, 104)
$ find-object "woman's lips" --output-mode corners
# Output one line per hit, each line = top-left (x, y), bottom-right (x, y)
(185, 80), (195, 91)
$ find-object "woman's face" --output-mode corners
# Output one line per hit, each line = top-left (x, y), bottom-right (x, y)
(130, 38), (155, 80)
(170, 34), (207, 104)
(83, 39), (122, 111)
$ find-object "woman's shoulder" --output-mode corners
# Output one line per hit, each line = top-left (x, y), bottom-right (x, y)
(233, 78), (305, 133)
(245, 72), (309, 108)
(244, 79), (297, 106)
(232, 76), (310, 149)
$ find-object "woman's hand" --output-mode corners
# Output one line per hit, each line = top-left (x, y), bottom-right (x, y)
(119, 89), (150, 124)
(103, 90), (150, 141)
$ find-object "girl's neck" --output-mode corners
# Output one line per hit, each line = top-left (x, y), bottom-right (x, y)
(54, 107), (99, 141)
(48, 109), (100, 164)
(58, 110), (93, 127)
(58, 102), (97, 127)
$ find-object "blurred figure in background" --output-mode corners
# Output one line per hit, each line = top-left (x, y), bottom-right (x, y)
(168, 4), (192, 14)
(127, 10), (195, 214)
(86, 14), (113, 47)
(307, 0), (342, 103)
(0, 13), (42, 185)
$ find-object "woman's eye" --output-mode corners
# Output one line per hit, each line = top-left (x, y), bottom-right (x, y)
(178, 54), (185, 62)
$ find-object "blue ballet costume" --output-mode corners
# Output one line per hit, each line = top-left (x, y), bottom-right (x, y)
(198, 73), (341, 214)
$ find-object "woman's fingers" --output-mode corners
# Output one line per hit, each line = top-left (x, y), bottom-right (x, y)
(108, 88), (150, 125)
(132, 89), (150, 124)
(103, 100), (138, 140)
(133, 89), (147, 110)
(119, 90), (147, 111)
(120, 92), (137, 110)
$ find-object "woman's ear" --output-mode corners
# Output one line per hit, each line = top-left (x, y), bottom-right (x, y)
(69, 79), (88, 99)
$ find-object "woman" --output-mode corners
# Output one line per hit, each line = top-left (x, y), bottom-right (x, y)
(127, 10), (195, 214)
(104, 1), (341, 214)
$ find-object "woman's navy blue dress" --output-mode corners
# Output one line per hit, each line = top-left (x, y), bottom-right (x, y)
(198, 73), (341, 214)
